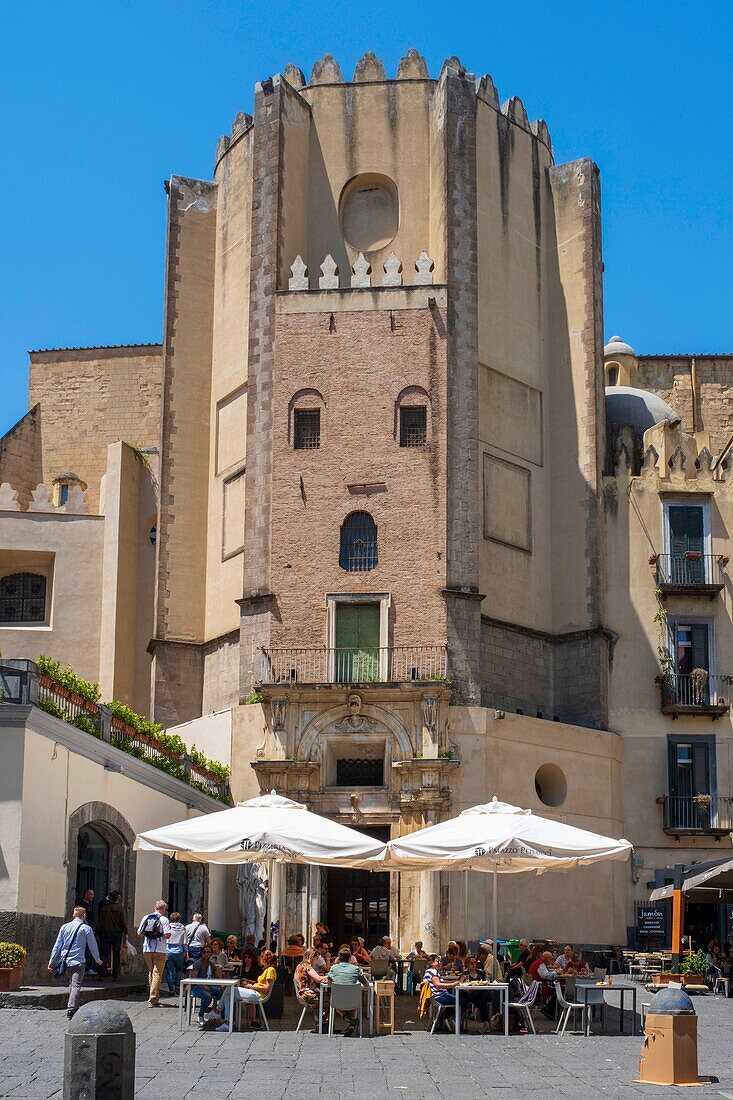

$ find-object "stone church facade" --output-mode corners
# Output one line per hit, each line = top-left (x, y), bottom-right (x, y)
(3, 51), (733, 953)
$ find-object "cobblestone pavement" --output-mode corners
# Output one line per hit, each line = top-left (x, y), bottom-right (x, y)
(1, 993), (732, 1100)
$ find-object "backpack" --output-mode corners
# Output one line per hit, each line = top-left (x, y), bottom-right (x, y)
(141, 913), (164, 939)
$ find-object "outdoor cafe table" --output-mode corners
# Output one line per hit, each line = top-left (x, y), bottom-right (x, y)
(575, 979), (638, 1037)
(178, 977), (240, 1033)
(455, 981), (509, 1037)
(318, 977), (375, 1036)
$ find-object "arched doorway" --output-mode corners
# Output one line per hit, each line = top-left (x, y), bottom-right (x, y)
(75, 825), (109, 926)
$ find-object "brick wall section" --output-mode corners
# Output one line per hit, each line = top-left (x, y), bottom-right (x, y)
(27, 346), (162, 513)
(440, 67), (481, 705)
(152, 176), (217, 725)
(239, 78), (311, 695)
(267, 306), (448, 652)
(0, 405), (41, 508)
(637, 355), (733, 454)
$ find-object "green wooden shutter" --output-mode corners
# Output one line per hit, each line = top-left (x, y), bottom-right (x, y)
(335, 604), (380, 682)
(669, 506), (704, 555)
(690, 624), (709, 672)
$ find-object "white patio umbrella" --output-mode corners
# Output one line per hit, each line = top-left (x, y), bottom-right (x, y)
(384, 796), (632, 953)
(134, 790), (387, 868)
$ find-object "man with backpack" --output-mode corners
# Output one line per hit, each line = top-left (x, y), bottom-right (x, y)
(137, 900), (171, 1006)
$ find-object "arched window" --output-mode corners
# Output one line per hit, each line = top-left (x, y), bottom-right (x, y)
(339, 512), (378, 572)
(606, 365), (619, 387)
(395, 386), (430, 446)
(0, 572), (47, 623)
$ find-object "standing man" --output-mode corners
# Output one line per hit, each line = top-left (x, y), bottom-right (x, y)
(96, 890), (128, 982)
(48, 906), (103, 1018)
(137, 900), (171, 1007)
(184, 912), (210, 964)
(76, 888), (96, 974)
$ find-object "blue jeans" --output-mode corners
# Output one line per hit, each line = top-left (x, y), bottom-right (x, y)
(190, 985), (223, 1019)
(165, 950), (186, 994)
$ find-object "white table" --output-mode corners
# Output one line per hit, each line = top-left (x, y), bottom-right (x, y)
(178, 977), (240, 1033)
(576, 980), (638, 1036)
(318, 978), (375, 1036)
(455, 981), (509, 1037)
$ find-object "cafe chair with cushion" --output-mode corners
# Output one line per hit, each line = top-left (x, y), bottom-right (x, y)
(370, 957), (390, 980)
(509, 980), (540, 1034)
(327, 984), (363, 1037)
(593, 968), (607, 981)
(555, 981), (589, 1036)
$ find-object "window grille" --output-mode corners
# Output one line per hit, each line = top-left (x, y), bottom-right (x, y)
(59, 483), (69, 505)
(336, 758), (384, 786)
(0, 572), (47, 623)
(400, 405), (427, 446)
(294, 409), (321, 449)
(339, 512), (378, 572)
(607, 366), (618, 387)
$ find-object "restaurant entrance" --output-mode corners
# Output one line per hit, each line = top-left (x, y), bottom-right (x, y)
(325, 826), (390, 948)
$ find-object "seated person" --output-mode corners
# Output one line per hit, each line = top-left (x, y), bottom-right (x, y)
(294, 948), (329, 1030)
(327, 946), (369, 1037)
(239, 945), (262, 983)
(209, 939), (228, 969)
(282, 934), (306, 964)
(190, 946), (224, 1025)
(225, 935), (241, 962)
(371, 936), (400, 980)
(315, 921), (330, 938)
(554, 945), (574, 972)
(350, 938), (372, 966)
(338, 942), (358, 964)
(311, 938), (328, 973)
(477, 942), (502, 979)
(506, 938), (530, 978)
(460, 954), (492, 1032)
(455, 941), (469, 967)
(528, 951), (558, 1019)
(424, 953), (461, 1030)
(441, 946), (464, 975)
(217, 949), (277, 1030)
(407, 940), (429, 960)
(569, 951), (589, 975)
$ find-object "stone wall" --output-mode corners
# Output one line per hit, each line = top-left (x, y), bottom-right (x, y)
(0, 406), (42, 509)
(27, 346), (162, 513)
(637, 355), (733, 454)
(202, 631), (240, 713)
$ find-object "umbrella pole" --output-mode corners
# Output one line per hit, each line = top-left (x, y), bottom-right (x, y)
(492, 863), (498, 972)
(463, 870), (469, 945)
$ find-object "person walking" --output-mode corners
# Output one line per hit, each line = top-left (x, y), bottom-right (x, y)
(184, 912), (210, 963)
(137, 900), (171, 1006)
(48, 906), (103, 1018)
(165, 912), (188, 995)
(96, 890), (128, 982)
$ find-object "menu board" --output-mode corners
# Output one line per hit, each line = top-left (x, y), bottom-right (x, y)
(637, 903), (670, 942)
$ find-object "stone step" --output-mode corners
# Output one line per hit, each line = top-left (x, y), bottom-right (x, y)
(0, 975), (147, 1010)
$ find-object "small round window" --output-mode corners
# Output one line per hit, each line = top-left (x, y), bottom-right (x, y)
(534, 763), (567, 807)
(340, 173), (399, 253)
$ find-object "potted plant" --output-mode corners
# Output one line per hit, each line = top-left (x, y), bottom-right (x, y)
(680, 949), (707, 987)
(0, 942), (26, 991)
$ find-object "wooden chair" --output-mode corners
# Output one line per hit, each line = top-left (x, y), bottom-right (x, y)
(375, 980), (395, 1035)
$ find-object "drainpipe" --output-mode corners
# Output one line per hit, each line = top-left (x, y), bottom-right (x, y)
(690, 356), (697, 433)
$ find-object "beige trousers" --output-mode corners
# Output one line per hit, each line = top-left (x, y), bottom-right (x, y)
(144, 951), (168, 1004)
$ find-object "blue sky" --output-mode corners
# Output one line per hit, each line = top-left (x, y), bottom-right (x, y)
(1, 1), (731, 436)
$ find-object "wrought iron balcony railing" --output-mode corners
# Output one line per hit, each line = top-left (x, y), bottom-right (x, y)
(260, 645), (448, 685)
(662, 794), (733, 835)
(659, 672), (731, 716)
(655, 553), (726, 593)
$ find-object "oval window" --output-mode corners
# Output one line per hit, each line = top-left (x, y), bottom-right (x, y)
(534, 763), (567, 807)
(340, 174), (399, 253)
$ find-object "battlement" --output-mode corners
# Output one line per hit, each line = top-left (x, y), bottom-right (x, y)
(214, 50), (553, 167)
(0, 481), (90, 514)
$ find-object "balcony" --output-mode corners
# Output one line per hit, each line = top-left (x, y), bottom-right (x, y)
(661, 794), (733, 836)
(659, 673), (731, 718)
(260, 645), (448, 686)
(655, 553), (726, 597)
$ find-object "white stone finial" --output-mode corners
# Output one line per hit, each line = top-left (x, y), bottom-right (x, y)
(351, 252), (371, 288)
(383, 252), (402, 287)
(414, 251), (435, 285)
(64, 485), (89, 514)
(27, 484), (54, 512)
(319, 254), (339, 290)
(289, 255), (309, 291)
(0, 483), (20, 511)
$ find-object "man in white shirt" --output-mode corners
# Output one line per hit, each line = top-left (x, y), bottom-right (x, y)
(184, 912), (211, 963)
(137, 900), (171, 1006)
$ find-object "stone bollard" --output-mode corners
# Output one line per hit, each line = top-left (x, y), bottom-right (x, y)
(63, 1001), (135, 1100)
